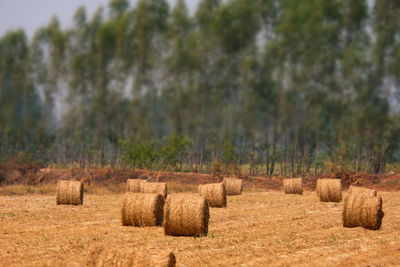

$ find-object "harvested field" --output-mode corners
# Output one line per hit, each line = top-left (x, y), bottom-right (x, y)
(1, 189), (400, 266)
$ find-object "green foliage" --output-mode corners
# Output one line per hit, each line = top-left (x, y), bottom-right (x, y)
(118, 139), (158, 169)
(0, 0), (399, 175)
(222, 139), (236, 165)
(160, 134), (189, 170)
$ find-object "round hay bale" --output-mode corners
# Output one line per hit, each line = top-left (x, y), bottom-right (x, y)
(198, 182), (227, 208)
(127, 179), (146, 192)
(56, 180), (84, 205)
(121, 193), (164, 227)
(316, 179), (342, 202)
(140, 182), (167, 199)
(163, 195), (209, 237)
(342, 189), (384, 230)
(283, 178), (303, 195)
(347, 185), (377, 197)
(88, 247), (176, 267)
(223, 177), (243, 195)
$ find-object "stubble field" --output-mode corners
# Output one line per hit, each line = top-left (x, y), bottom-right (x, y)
(1, 190), (400, 266)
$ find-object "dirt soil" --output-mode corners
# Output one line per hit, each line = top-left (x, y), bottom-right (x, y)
(1, 165), (400, 191)
(0, 191), (399, 266)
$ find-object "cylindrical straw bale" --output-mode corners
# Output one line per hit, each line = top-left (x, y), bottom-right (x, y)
(316, 179), (342, 202)
(347, 186), (377, 197)
(342, 190), (384, 230)
(141, 182), (167, 199)
(56, 180), (84, 205)
(121, 193), (164, 227)
(88, 247), (176, 267)
(198, 182), (227, 207)
(283, 178), (303, 195)
(163, 195), (209, 237)
(223, 177), (243, 195)
(127, 179), (146, 193)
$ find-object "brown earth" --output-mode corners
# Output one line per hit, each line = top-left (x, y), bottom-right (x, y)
(1, 163), (400, 191)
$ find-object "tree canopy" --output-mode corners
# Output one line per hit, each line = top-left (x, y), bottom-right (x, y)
(0, 0), (399, 175)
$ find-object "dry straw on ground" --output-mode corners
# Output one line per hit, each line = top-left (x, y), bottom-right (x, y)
(56, 180), (84, 205)
(316, 179), (342, 202)
(163, 194), (209, 236)
(127, 179), (146, 193)
(198, 182), (227, 207)
(88, 247), (176, 267)
(141, 182), (168, 199)
(121, 193), (164, 227)
(342, 186), (384, 230)
(223, 177), (243, 195)
(283, 178), (303, 195)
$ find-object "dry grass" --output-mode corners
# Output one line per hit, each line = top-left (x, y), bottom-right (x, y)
(88, 247), (176, 267)
(0, 184), (55, 195)
(0, 184), (128, 196)
(166, 182), (198, 193)
(0, 190), (400, 266)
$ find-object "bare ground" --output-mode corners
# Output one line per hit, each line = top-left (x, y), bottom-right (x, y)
(1, 190), (400, 266)
(3, 165), (400, 192)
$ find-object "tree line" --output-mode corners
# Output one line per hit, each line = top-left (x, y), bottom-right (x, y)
(1, 0), (400, 176)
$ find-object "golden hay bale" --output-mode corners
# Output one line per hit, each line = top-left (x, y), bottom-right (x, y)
(342, 188), (384, 230)
(223, 177), (243, 195)
(316, 179), (342, 202)
(347, 185), (377, 197)
(283, 178), (303, 195)
(126, 179), (146, 192)
(121, 193), (164, 227)
(88, 247), (176, 267)
(198, 182), (227, 208)
(140, 182), (167, 199)
(56, 180), (84, 205)
(163, 195), (209, 237)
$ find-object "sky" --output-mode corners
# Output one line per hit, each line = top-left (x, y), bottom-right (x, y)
(0, 0), (199, 39)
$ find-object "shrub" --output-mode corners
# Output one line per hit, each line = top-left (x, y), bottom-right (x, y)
(160, 134), (189, 171)
(118, 139), (158, 169)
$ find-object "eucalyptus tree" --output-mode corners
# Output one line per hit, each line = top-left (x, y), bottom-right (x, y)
(128, 0), (169, 142)
(0, 30), (42, 155)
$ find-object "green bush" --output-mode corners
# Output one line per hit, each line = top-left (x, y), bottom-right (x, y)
(160, 134), (189, 171)
(118, 139), (158, 169)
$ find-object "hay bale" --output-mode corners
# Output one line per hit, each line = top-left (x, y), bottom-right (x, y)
(347, 185), (377, 196)
(342, 188), (384, 230)
(223, 177), (243, 195)
(121, 193), (164, 227)
(56, 180), (84, 205)
(88, 247), (176, 267)
(316, 179), (342, 202)
(127, 179), (146, 192)
(198, 182), (227, 207)
(163, 195), (209, 237)
(283, 178), (303, 195)
(141, 182), (167, 199)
